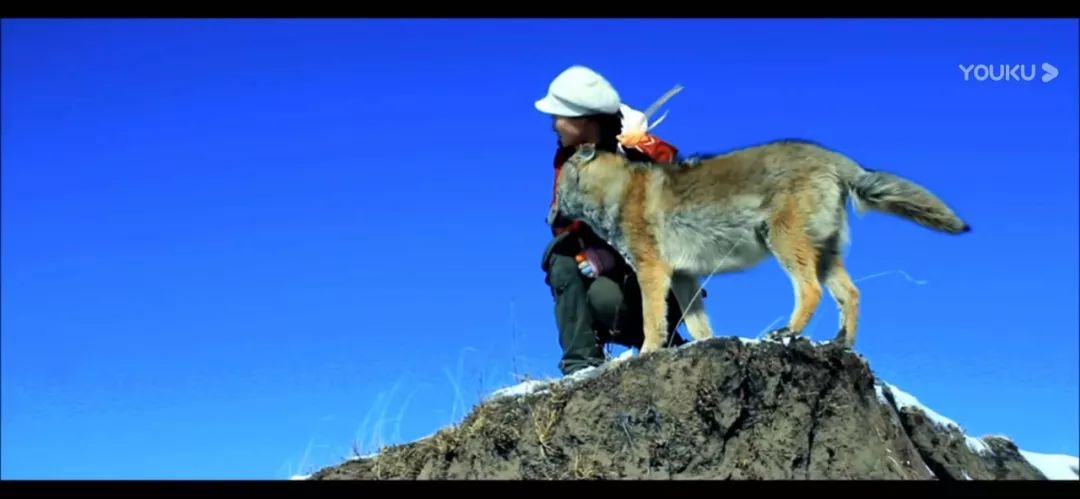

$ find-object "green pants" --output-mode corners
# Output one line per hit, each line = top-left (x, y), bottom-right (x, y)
(543, 242), (687, 375)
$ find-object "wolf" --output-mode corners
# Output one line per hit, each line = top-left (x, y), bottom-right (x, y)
(554, 138), (970, 354)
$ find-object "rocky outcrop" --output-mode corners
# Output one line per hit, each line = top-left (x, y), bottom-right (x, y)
(307, 337), (1058, 480)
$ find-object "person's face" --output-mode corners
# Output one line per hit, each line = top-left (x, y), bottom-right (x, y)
(552, 115), (599, 147)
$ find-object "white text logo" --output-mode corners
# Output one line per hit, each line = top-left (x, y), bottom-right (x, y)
(959, 63), (1058, 83)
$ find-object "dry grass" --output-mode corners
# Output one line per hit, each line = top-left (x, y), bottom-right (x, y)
(531, 383), (570, 459)
(571, 445), (607, 479)
(432, 426), (461, 461)
(533, 407), (559, 458)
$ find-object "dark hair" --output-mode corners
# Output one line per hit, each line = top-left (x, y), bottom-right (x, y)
(555, 111), (653, 162)
(589, 112), (624, 154)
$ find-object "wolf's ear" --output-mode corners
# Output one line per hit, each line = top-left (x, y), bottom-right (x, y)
(566, 144), (597, 168)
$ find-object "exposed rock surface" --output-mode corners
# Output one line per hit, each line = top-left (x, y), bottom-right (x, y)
(307, 338), (1061, 480)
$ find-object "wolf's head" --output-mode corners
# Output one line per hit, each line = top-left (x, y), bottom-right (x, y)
(555, 145), (634, 241)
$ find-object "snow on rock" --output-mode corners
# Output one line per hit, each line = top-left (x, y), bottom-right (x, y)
(875, 380), (1078, 480)
(675, 336), (732, 349)
(348, 452), (380, 462)
(486, 350), (636, 402)
(347, 432), (435, 463)
(682, 335), (813, 348)
(745, 333), (835, 348)
(1019, 450), (1080, 480)
(883, 382), (963, 431)
(965, 436), (992, 456)
(487, 379), (553, 401)
(566, 365), (603, 382)
(874, 383), (890, 406)
(485, 369), (598, 402)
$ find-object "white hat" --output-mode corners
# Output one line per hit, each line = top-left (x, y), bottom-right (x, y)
(534, 65), (621, 117)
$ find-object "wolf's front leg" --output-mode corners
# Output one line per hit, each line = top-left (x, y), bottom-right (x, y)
(637, 258), (673, 354)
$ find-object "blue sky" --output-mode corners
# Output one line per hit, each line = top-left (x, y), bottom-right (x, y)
(1, 18), (1076, 479)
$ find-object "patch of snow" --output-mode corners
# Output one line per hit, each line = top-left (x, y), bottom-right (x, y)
(486, 379), (553, 401)
(883, 383), (963, 431)
(923, 464), (935, 478)
(879, 381), (1077, 481)
(1019, 450), (1080, 480)
(484, 360), (614, 403)
(348, 431), (436, 463)
(677, 336), (729, 349)
(566, 365), (603, 382)
(349, 451), (380, 461)
(965, 436), (993, 456)
(873, 384), (890, 406)
(289, 474), (311, 480)
(736, 337), (760, 345)
(962, 470), (972, 480)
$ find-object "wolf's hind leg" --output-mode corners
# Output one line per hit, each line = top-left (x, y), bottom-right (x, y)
(816, 211), (860, 348)
(670, 273), (714, 341)
(765, 200), (822, 340)
(822, 258), (860, 348)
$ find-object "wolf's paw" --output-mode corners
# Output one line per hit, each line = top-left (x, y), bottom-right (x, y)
(816, 339), (847, 353)
(832, 328), (854, 349)
(639, 338), (665, 355)
(765, 326), (800, 341)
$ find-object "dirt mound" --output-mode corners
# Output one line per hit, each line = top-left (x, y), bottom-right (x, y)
(308, 337), (1050, 480)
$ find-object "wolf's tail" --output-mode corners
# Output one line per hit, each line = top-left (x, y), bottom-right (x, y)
(836, 159), (971, 235)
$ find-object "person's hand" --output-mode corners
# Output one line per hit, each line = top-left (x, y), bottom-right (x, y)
(616, 130), (649, 148)
(575, 247), (616, 278)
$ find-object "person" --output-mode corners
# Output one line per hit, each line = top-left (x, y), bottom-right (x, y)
(534, 65), (695, 375)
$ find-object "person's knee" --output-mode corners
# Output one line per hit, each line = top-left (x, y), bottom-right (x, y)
(545, 254), (584, 292)
(586, 277), (623, 328)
